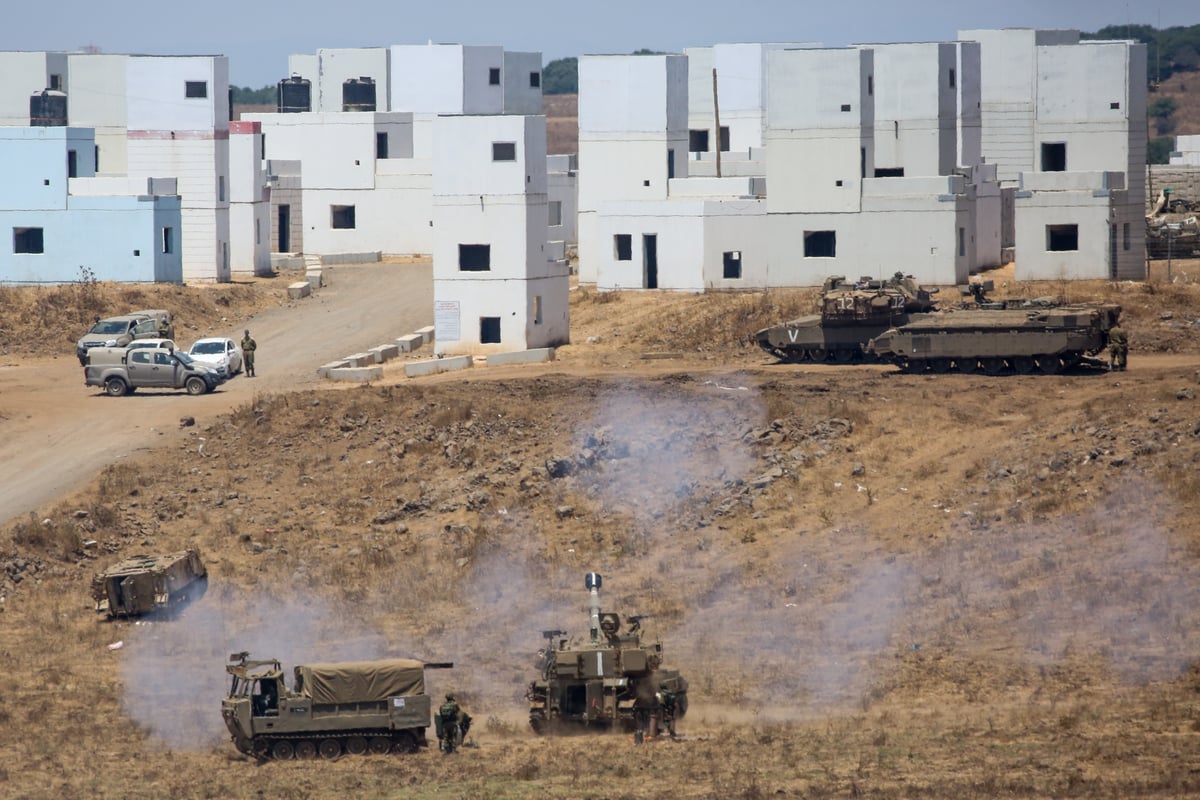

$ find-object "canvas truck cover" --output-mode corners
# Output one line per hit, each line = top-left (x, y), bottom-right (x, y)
(295, 659), (426, 704)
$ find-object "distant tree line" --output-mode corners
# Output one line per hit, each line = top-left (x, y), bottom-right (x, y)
(231, 85), (276, 105)
(1083, 23), (1200, 84)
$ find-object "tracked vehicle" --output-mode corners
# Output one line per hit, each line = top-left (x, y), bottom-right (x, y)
(222, 653), (453, 760)
(91, 549), (207, 618)
(526, 572), (688, 736)
(866, 303), (1122, 375)
(755, 273), (937, 363)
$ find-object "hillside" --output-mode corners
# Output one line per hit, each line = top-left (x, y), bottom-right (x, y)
(1, 268), (1200, 797)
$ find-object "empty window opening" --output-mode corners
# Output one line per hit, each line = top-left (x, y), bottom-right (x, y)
(949, 68), (956, 88)
(689, 129), (710, 152)
(718, 126), (729, 151)
(376, 132), (389, 159)
(841, 103), (852, 112)
(1110, 101), (1120, 110)
(860, 147), (866, 179)
(13, 227), (44, 254)
(162, 226), (174, 254)
(255, 218), (261, 245)
(480, 316), (501, 343)
(49, 73), (62, 91)
(803, 230), (836, 258)
(533, 295), (543, 324)
(958, 226), (966, 257)
(492, 141), (516, 161)
(133, 249), (140, 256)
(667, 149), (675, 179)
(1046, 224), (1078, 251)
(67, 149), (77, 178)
(867, 75), (873, 95)
(1041, 142), (1067, 172)
(835, 179), (844, 186)
(459, 244), (491, 271)
(723, 250), (742, 279)
(874, 167), (905, 178)
(548, 200), (562, 227)
(94, 145), (100, 172)
(185, 81), (208, 99)
(218, 175), (225, 202)
(530, 71), (541, 88)
(642, 179), (650, 187)
(614, 234), (632, 261)
(278, 205), (291, 252)
(331, 205), (356, 229)
(488, 68), (501, 86)
(1123, 222), (1131, 250)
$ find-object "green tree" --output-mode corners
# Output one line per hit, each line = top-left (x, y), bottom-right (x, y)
(1149, 97), (1178, 118)
(1148, 137), (1174, 165)
(542, 58), (577, 95)
(1085, 23), (1200, 84)
(231, 85), (276, 105)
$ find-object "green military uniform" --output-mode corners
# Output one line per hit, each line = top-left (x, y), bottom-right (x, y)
(656, 689), (678, 737)
(158, 315), (174, 341)
(241, 330), (257, 377)
(1108, 325), (1128, 371)
(437, 692), (470, 753)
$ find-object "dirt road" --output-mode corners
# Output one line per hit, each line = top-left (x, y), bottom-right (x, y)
(0, 261), (432, 525)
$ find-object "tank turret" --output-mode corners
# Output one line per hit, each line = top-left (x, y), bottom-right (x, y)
(526, 573), (688, 737)
(755, 273), (937, 363)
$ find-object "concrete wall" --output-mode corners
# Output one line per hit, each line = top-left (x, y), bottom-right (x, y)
(504, 51), (543, 115)
(315, 47), (390, 112)
(867, 42), (958, 177)
(389, 44), (505, 115)
(1014, 172), (1124, 280)
(0, 52), (68, 126)
(956, 41), (982, 170)
(229, 122), (270, 276)
(66, 53), (129, 174)
(547, 154), (578, 246)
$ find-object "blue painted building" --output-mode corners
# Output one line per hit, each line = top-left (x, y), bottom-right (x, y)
(0, 126), (182, 284)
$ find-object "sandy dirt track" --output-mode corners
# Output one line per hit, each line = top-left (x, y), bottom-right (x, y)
(0, 262), (432, 525)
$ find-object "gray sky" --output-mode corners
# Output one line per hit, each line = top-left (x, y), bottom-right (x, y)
(3, 1), (1195, 87)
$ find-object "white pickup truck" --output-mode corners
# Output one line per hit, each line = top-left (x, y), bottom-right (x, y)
(84, 347), (225, 397)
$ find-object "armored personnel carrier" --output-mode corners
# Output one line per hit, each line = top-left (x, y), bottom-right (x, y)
(866, 303), (1122, 375)
(755, 273), (937, 363)
(526, 572), (688, 737)
(222, 653), (453, 760)
(91, 549), (207, 618)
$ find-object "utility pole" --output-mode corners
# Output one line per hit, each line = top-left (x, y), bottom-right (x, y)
(712, 68), (722, 178)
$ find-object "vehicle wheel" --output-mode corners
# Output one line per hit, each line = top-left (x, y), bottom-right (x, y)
(295, 740), (317, 760)
(392, 731), (419, 754)
(904, 359), (927, 373)
(104, 377), (128, 397)
(1011, 356), (1035, 375)
(368, 736), (391, 755)
(345, 735), (368, 756)
(929, 358), (952, 374)
(271, 740), (295, 760)
(252, 739), (271, 760)
(1036, 356), (1062, 375)
(957, 358), (980, 374)
(831, 348), (855, 364)
(185, 376), (207, 396)
(783, 348), (807, 364)
(807, 348), (828, 362)
(981, 357), (1006, 375)
(318, 738), (341, 759)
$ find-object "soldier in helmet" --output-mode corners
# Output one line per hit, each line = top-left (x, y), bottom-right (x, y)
(437, 692), (471, 753)
(1108, 324), (1128, 372)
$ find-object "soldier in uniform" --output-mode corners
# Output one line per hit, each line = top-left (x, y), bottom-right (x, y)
(437, 692), (471, 753)
(158, 315), (174, 340)
(241, 329), (257, 377)
(656, 688), (678, 738)
(1108, 324), (1128, 371)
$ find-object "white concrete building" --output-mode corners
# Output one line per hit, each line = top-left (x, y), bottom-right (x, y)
(0, 126), (182, 284)
(432, 114), (569, 355)
(244, 110), (428, 257)
(228, 121), (271, 276)
(577, 54), (690, 285)
(1170, 134), (1200, 165)
(0, 52), (67, 127)
(547, 154), (579, 247)
(287, 47), (390, 113)
(1014, 171), (1131, 280)
(503, 51), (545, 115)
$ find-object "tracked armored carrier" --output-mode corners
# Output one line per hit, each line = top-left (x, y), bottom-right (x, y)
(755, 273), (937, 363)
(91, 549), (207, 618)
(222, 653), (453, 760)
(866, 303), (1122, 375)
(527, 572), (688, 737)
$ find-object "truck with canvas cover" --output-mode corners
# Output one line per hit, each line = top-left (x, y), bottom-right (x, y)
(91, 549), (207, 618)
(222, 653), (452, 760)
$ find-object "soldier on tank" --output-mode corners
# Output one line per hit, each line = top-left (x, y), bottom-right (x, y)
(1108, 325), (1128, 371)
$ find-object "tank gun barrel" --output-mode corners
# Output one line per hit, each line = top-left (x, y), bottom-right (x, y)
(424, 662), (454, 670)
(585, 572), (603, 642)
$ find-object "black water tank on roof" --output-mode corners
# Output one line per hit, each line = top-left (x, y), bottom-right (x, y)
(342, 77), (376, 112)
(30, 89), (68, 126)
(276, 76), (312, 113)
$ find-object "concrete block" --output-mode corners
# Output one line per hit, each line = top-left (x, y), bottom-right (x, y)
(322, 251), (381, 265)
(317, 360), (350, 378)
(396, 334), (423, 352)
(345, 352), (375, 367)
(415, 326), (435, 345)
(486, 348), (556, 367)
(288, 281), (312, 299)
(326, 366), (383, 382)
(404, 355), (473, 378)
(305, 270), (324, 289)
(271, 254), (304, 270)
(368, 344), (400, 363)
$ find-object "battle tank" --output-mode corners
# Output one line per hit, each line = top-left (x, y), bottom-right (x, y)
(866, 302), (1122, 375)
(755, 273), (937, 363)
(91, 549), (207, 618)
(527, 572), (688, 737)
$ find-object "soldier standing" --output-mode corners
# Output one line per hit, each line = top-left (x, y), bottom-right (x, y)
(241, 329), (257, 377)
(437, 692), (471, 753)
(158, 315), (174, 340)
(1108, 324), (1128, 371)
